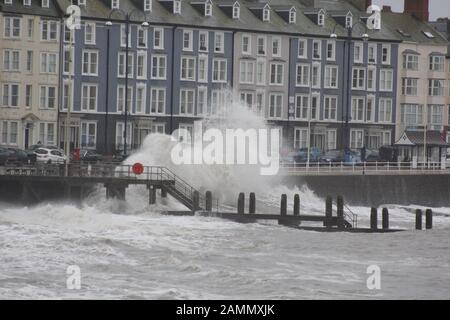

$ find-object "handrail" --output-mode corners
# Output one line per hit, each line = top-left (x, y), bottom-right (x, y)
(280, 161), (448, 175)
(343, 204), (358, 228)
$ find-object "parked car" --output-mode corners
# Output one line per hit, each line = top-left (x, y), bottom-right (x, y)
(6, 148), (34, 165)
(35, 148), (67, 164)
(364, 149), (380, 163)
(344, 149), (362, 165)
(319, 149), (345, 164)
(0, 147), (10, 165)
(78, 150), (103, 163)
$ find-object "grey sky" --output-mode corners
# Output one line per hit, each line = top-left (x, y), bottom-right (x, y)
(372, 0), (450, 21)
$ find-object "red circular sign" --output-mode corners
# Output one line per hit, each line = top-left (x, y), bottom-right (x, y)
(132, 163), (144, 175)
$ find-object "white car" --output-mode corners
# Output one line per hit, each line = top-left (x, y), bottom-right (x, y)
(35, 148), (67, 164)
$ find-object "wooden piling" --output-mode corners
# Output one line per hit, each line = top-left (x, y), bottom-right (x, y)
(205, 191), (212, 212)
(278, 194), (287, 226)
(337, 195), (344, 229)
(324, 196), (332, 228)
(280, 194), (287, 216)
(293, 194), (300, 216)
(415, 209), (423, 230)
(237, 193), (245, 214)
(249, 192), (256, 214)
(149, 185), (156, 205)
(382, 207), (389, 230)
(425, 209), (433, 230)
(370, 208), (378, 230)
(192, 191), (200, 213)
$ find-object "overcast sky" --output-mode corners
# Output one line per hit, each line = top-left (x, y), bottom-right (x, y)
(372, 0), (450, 21)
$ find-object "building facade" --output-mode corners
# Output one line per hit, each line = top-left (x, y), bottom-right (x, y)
(1, 0), (448, 159)
(0, 0), (61, 149)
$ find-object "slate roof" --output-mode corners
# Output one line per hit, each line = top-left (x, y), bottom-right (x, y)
(395, 131), (449, 147)
(381, 11), (449, 46)
(0, 0), (61, 17)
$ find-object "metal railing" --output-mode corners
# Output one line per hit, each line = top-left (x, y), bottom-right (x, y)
(344, 204), (358, 229)
(280, 161), (449, 175)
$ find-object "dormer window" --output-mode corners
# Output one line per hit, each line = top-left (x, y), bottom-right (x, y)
(42, 0), (49, 8)
(111, 0), (119, 10)
(232, 2), (240, 19)
(144, 0), (152, 12)
(174, 0), (181, 14)
(289, 8), (297, 24)
(318, 12), (325, 26)
(346, 14), (353, 28)
(205, 1), (212, 16)
(24, 0), (31, 6)
(263, 7), (270, 22)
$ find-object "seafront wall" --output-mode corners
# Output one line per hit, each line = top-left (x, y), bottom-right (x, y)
(279, 174), (450, 207)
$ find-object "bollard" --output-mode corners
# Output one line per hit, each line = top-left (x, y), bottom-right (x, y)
(237, 193), (245, 214)
(324, 196), (332, 228)
(280, 194), (287, 216)
(415, 209), (423, 230)
(337, 195), (344, 229)
(382, 208), (389, 230)
(205, 191), (212, 212)
(370, 208), (378, 230)
(425, 209), (433, 230)
(192, 191), (200, 213)
(293, 194), (300, 216)
(249, 192), (256, 214)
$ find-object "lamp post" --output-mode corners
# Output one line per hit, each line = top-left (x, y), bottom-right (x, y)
(330, 21), (369, 151)
(107, 9), (149, 157)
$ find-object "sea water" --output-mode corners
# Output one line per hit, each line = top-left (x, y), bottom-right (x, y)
(0, 100), (449, 299)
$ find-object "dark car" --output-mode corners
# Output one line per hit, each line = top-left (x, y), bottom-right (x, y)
(80, 150), (103, 163)
(6, 148), (34, 165)
(320, 149), (345, 164)
(0, 147), (10, 165)
(364, 149), (380, 163)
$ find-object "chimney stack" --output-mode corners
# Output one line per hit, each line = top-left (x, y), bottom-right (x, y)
(404, 0), (429, 22)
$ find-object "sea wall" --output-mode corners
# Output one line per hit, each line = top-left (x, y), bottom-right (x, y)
(279, 174), (450, 207)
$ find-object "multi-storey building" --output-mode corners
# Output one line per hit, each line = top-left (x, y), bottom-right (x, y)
(0, 0), (61, 149)
(381, 5), (449, 162)
(1, 0), (447, 159)
(288, 0), (399, 151)
(56, 0), (234, 154)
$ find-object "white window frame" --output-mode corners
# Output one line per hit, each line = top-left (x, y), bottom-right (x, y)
(180, 56), (196, 81)
(298, 39), (307, 58)
(270, 63), (284, 86)
(323, 95), (338, 121)
(324, 65), (338, 89)
(379, 69), (393, 92)
(198, 55), (208, 83)
(150, 87), (166, 115)
(151, 54), (167, 80)
(212, 58), (227, 83)
(153, 27), (164, 49)
(84, 22), (96, 45)
(179, 89), (195, 116)
(378, 98), (392, 124)
(81, 83), (98, 112)
(82, 50), (99, 76)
